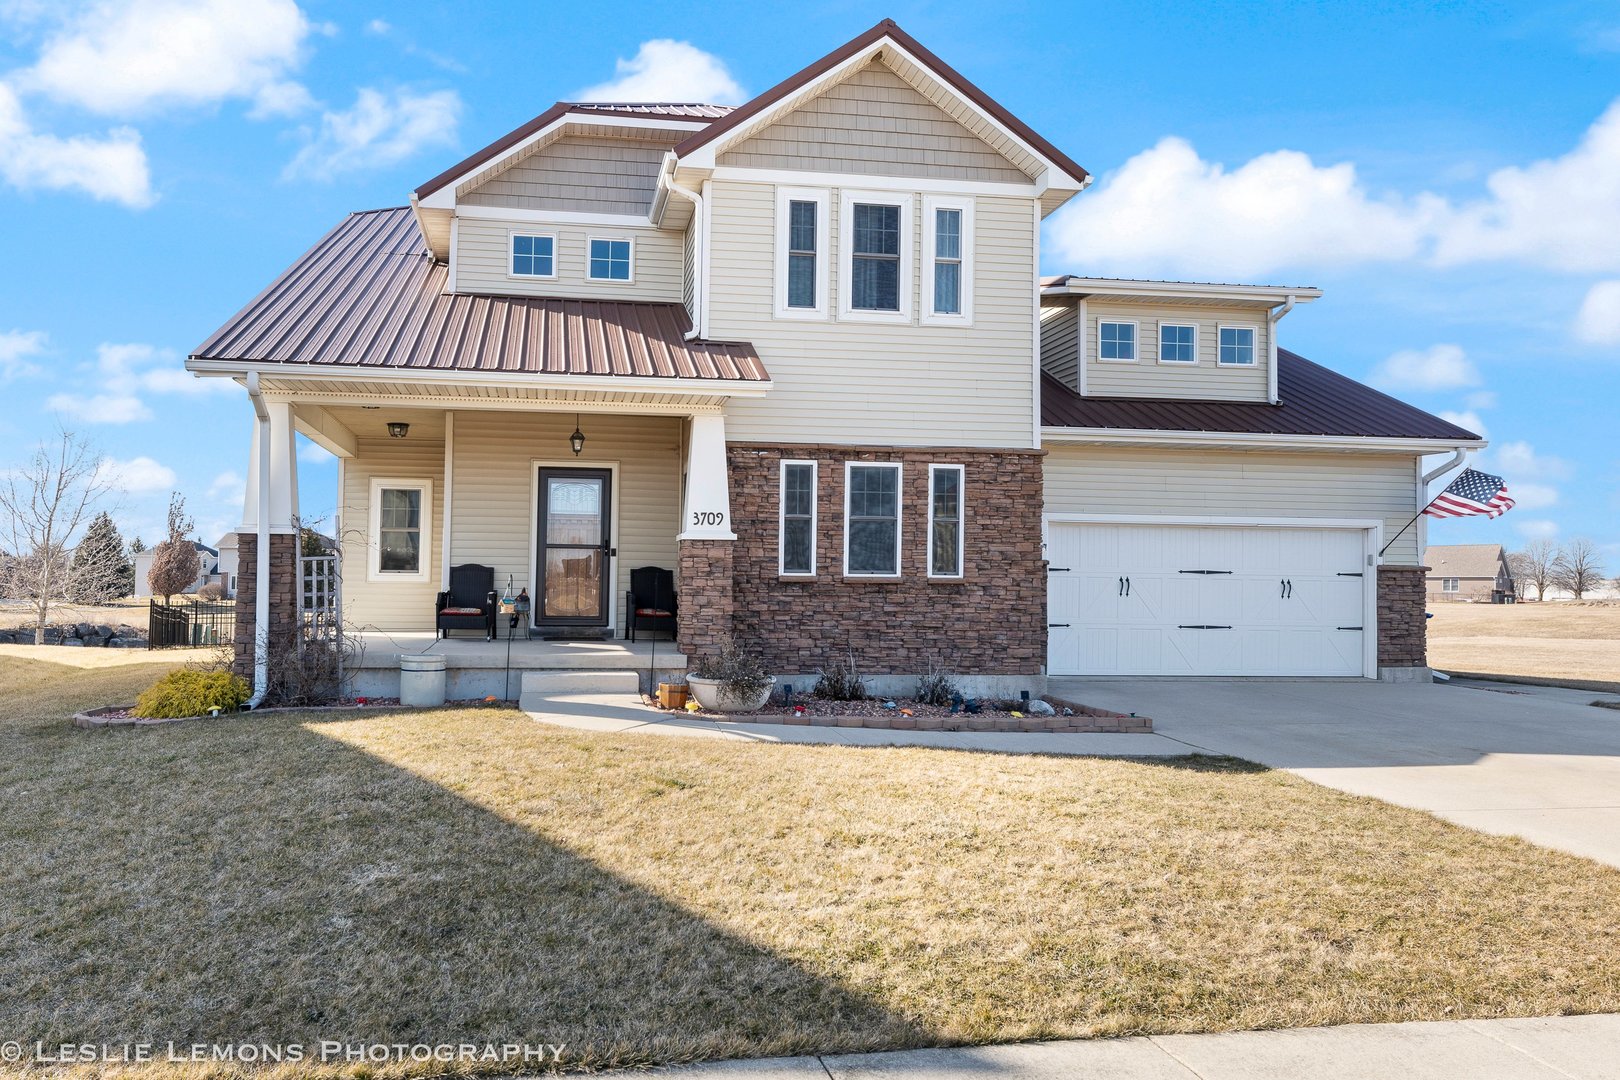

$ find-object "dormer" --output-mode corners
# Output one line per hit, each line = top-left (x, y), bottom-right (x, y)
(1040, 278), (1321, 405)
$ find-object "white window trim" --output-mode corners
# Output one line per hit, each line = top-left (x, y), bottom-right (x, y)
(1097, 319), (1139, 364)
(1217, 324), (1259, 367)
(839, 190), (912, 323)
(778, 459), (818, 576)
(507, 230), (557, 280)
(926, 463), (965, 580)
(921, 195), (974, 326)
(586, 235), (636, 284)
(842, 461), (903, 579)
(367, 477), (433, 583)
(1157, 321), (1198, 365)
(774, 187), (829, 320)
(1442, 577), (1460, 592)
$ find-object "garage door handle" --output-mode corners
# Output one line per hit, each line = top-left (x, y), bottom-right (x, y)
(1178, 624), (1233, 630)
(1179, 569), (1233, 574)
(1048, 623), (1071, 628)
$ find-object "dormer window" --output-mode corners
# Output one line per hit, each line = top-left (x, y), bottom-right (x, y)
(510, 233), (555, 278)
(1219, 326), (1257, 366)
(1159, 323), (1196, 364)
(1099, 320), (1137, 362)
(588, 237), (633, 282)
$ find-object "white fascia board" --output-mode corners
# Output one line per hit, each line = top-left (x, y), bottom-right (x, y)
(711, 166), (1041, 198)
(1042, 279), (1324, 304)
(186, 359), (772, 398)
(455, 203), (652, 228)
(418, 112), (710, 210)
(1040, 425), (1487, 453)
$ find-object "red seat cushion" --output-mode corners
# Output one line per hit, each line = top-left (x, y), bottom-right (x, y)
(440, 607), (485, 616)
(635, 607), (673, 618)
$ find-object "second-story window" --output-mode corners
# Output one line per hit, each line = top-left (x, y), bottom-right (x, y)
(1099, 320), (1137, 361)
(852, 204), (901, 311)
(510, 234), (555, 278)
(588, 238), (633, 282)
(775, 187), (828, 319)
(923, 196), (973, 323)
(933, 209), (961, 313)
(1219, 326), (1257, 366)
(1159, 323), (1196, 363)
(788, 202), (818, 308)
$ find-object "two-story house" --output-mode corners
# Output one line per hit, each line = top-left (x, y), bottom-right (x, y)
(189, 20), (1484, 700)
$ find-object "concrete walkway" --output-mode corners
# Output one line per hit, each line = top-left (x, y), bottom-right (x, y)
(1051, 675), (1620, 869)
(521, 691), (1186, 757)
(636, 1015), (1620, 1078)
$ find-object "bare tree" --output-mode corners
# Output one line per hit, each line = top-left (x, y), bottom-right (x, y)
(1552, 539), (1606, 600)
(147, 493), (201, 603)
(0, 429), (114, 644)
(1510, 539), (1559, 601)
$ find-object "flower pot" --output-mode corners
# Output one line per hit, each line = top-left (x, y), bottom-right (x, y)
(657, 682), (689, 709)
(686, 675), (775, 713)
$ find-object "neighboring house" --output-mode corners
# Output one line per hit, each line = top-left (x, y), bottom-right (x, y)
(1425, 544), (1514, 603)
(133, 541), (221, 599)
(215, 532), (239, 598)
(188, 20), (1483, 688)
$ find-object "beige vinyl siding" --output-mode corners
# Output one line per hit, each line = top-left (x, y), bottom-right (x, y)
(1043, 445), (1423, 565)
(710, 179), (1037, 447)
(448, 411), (682, 628)
(460, 135), (670, 215)
(1084, 301), (1270, 402)
(719, 61), (1032, 184)
(1040, 303), (1079, 389)
(453, 217), (683, 303)
(339, 437), (446, 632)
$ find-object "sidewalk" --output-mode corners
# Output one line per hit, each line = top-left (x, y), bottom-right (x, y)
(637, 1015), (1620, 1078)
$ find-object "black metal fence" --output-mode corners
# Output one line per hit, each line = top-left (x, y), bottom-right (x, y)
(148, 599), (235, 649)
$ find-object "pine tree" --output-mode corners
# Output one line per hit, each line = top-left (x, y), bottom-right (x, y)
(129, 536), (146, 555)
(70, 511), (133, 602)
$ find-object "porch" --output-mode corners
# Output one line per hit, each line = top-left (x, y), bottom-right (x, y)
(346, 631), (687, 699)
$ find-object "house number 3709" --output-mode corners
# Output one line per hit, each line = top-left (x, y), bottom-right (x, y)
(691, 511), (725, 526)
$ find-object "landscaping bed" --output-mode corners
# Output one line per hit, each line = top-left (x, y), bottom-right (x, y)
(664, 693), (1151, 732)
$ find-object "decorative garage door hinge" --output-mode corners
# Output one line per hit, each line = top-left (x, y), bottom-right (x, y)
(1178, 624), (1233, 629)
(1179, 569), (1234, 574)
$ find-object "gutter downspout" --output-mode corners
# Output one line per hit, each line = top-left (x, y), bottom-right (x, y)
(1422, 447), (1471, 487)
(663, 159), (704, 341)
(1267, 294), (1297, 405)
(245, 372), (271, 709)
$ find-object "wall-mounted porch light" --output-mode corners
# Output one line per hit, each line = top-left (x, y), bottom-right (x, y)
(387, 421), (410, 439)
(569, 414), (586, 456)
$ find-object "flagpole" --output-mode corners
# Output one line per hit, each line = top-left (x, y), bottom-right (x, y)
(1380, 498), (1435, 558)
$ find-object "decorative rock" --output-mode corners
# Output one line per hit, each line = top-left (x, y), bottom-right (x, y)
(60, 638), (85, 646)
(75, 623), (93, 639)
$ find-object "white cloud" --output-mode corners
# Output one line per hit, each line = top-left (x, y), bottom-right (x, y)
(575, 39), (745, 105)
(98, 455), (176, 493)
(207, 469), (245, 504)
(297, 440), (335, 465)
(1514, 518), (1560, 540)
(45, 341), (228, 424)
(17, 0), (313, 117)
(0, 328), (47, 380)
(1371, 344), (1479, 391)
(1486, 441), (1571, 514)
(49, 392), (152, 423)
(1574, 280), (1620, 345)
(248, 79), (316, 120)
(0, 83), (153, 206)
(1439, 410), (1487, 439)
(283, 86), (460, 180)
(1464, 390), (1499, 410)
(364, 18), (390, 35)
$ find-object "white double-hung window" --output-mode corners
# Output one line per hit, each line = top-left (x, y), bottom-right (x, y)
(840, 191), (911, 321)
(774, 187), (828, 319)
(368, 478), (432, 583)
(922, 196), (973, 324)
(779, 460), (817, 576)
(844, 462), (901, 577)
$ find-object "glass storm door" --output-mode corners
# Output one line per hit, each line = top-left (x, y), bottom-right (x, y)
(537, 468), (613, 626)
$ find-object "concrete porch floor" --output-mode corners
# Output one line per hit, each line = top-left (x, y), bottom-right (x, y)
(345, 630), (686, 698)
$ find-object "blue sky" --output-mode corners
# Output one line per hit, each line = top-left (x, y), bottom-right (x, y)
(1, 1), (1617, 563)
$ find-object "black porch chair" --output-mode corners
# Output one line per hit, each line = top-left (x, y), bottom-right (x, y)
(435, 563), (498, 640)
(625, 566), (676, 642)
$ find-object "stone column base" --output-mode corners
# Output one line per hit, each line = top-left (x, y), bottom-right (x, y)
(1377, 564), (1429, 673)
(230, 531), (299, 681)
(676, 539), (734, 666)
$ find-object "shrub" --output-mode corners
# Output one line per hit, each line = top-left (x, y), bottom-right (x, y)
(196, 582), (227, 600)
(813, 648), (867, 701)
(691, 638), (773, 704)
(915, 661), (960, 707)
(132, 669), (251, 719)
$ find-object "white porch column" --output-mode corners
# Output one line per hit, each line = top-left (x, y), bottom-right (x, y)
(240, 415), (262, 532)
(266, 400), (299, 534)
(678, 412), (735, 541)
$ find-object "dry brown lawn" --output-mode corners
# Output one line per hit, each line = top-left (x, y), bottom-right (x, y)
(0, 597), (152, 632)
(1427, 601), (1620, 690)
(3, 654), (1620, 1078)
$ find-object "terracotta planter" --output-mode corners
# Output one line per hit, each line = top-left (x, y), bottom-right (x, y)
(686, 675), (775, 713)
(657, 683), (689, 709)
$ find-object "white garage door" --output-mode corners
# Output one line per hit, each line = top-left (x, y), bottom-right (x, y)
(1047, 523), (1370, 677)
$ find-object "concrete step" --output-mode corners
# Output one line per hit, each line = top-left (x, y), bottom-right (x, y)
(518, 670), (642, 712)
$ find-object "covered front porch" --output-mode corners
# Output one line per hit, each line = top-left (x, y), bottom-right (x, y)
(345, 630), (687, 699)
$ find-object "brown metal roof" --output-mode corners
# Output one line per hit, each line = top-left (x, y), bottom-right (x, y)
(1041, 351), (1483, 442)
(673, 19), (1090, 187)
(190, 207), (768, 383)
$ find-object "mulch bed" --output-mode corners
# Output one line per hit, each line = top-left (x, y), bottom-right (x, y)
(73, 697), (518, 729)
(649, 694), (1153, 734)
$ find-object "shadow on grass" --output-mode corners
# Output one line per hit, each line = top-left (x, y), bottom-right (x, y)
(0, 706), (928, 1073)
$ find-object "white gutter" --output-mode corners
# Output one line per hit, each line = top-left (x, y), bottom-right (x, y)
(245, 372), (271, 709)
(1267, 293), (1297, 405)
(1422, 447), (1472, 486)
(1041, 425), (1487, 454)
(662, 158), (705, 341)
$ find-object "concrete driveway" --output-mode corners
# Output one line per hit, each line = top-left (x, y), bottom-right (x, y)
(1050, 675), (1620, 869)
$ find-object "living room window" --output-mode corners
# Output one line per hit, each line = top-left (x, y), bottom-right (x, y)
(588, 237), (633, 282)
(774, 187), (828, 318)
(840, 191), (911, 320)
(922, 197), (973, 323)
(1099, 320), (1137, 362)
(368, 478), (432, 583)
(1159, 322), (1197, 363)
(844, 462), (901, 577)
(779, 460), (817, 576)
(509, 233), (555, 278)
(927, 464), (964, 578)
(1219, 325), (1257, 366)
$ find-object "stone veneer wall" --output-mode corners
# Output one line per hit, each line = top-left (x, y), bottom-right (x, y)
(231, 532), (299, 680)
(1377, 564), (1428, 669)
(676, 539), (734, 665)
(720, 444), (1046, 676)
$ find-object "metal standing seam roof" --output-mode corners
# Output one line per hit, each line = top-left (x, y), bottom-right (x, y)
(189, 207), (769, 383)
(1041, 351), (1483, 442)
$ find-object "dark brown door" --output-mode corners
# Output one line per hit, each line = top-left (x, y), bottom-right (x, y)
(537, 468), (613, 626)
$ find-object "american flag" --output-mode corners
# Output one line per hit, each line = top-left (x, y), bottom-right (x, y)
(1425, 468), (1516, 519)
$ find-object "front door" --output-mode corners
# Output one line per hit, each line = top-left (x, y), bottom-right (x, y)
(537, 468), (613, 627)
